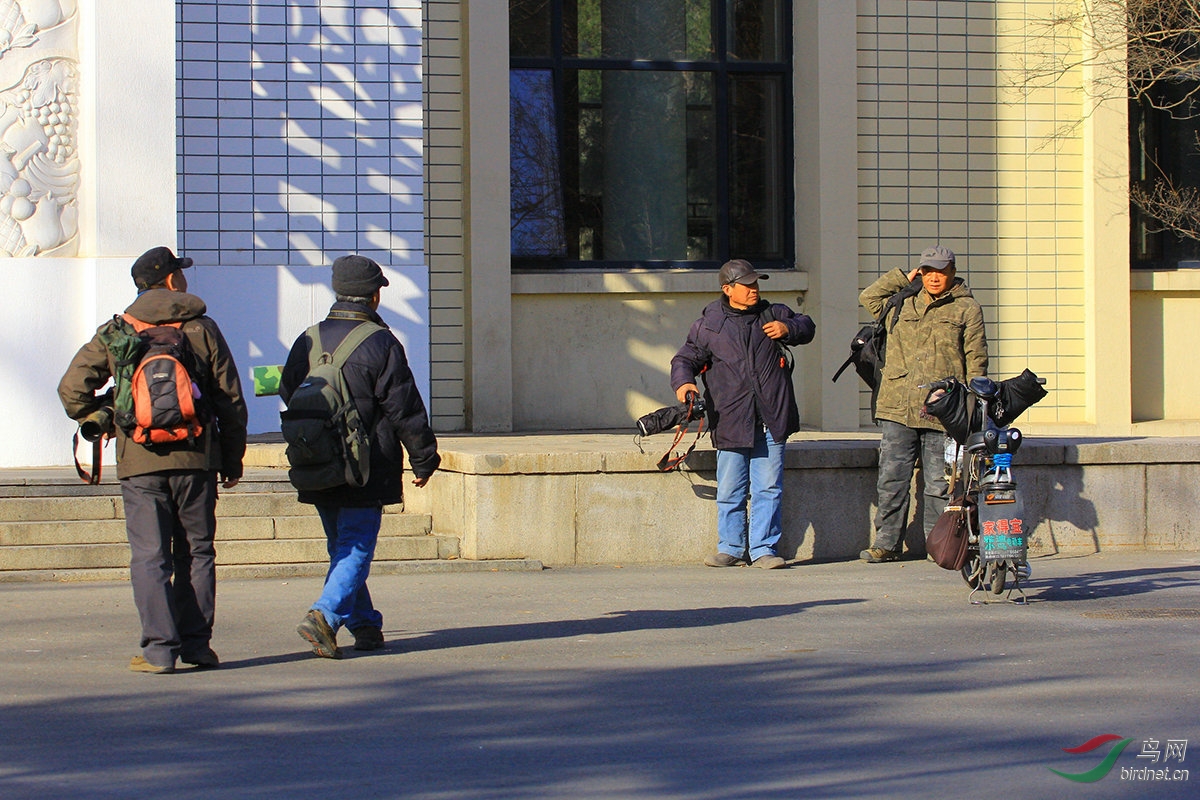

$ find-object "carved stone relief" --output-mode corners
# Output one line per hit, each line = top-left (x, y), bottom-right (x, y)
(0, 0), (78, 257)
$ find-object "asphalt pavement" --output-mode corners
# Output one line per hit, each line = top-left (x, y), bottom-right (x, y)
(1, 552), (1198, 799)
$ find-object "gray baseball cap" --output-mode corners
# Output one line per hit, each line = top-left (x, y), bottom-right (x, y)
(918, 245), (956, 271)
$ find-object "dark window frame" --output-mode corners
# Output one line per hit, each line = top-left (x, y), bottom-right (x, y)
(1129, 89), (1200, 270)
(510, 1), (795, 272)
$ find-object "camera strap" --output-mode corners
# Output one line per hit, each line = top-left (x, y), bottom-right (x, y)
(72, 431), (104, 485)
(656, 395), (707, 472)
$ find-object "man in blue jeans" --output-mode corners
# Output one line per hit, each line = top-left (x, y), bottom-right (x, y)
(671, 259), (816, 569)
(280, 254), (440, 657)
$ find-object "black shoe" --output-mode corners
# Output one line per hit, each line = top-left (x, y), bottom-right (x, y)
(297, 610), (342, 659)
(181, 648), (220, 669)
(351, 626), (385, 651)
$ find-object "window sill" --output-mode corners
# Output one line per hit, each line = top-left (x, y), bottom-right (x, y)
(1131, 270), (1200, 292)
(512, 269), (809, 295)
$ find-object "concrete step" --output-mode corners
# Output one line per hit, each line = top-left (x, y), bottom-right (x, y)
(0, 510), (432, 546)
(0, 492), (412, 525)
(0, 558), (545, 583)
(0, 530), (458, 572)
(0, 465), (473, 580)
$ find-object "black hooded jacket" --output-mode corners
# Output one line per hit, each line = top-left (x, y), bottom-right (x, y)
(671, 297), (815, 449)
(280, 302), (440, 506)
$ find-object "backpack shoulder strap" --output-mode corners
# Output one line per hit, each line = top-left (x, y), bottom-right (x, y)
(309, 321), (383, 371)
(757, 303), (793, 372)
(122, 313), (182, 333)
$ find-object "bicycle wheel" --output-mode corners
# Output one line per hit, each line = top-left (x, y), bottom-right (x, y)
(961, 553), (984, 589)
(990, 562), (1008, 594)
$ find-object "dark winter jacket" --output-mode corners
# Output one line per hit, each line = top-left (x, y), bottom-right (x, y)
(671, 297), (816, 450)
(280, 302), (440, 507)
(58, 288), (248, 480)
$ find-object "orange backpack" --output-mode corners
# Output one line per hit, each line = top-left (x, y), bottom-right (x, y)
(122, 314), (206, 445)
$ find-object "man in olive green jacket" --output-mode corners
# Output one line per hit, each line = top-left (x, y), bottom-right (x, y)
(58, 247), (247, 672)
(858, 245), (988, 562)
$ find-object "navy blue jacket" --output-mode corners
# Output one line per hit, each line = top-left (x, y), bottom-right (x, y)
(280, 302), (440, 506)
(671, 297), (815, 450)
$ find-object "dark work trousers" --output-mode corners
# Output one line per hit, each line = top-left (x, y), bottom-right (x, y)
(120, 470), (219, 668)
(872, 420), (949, 553)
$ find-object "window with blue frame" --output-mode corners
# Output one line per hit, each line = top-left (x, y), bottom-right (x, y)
(510, 0), (793, 270)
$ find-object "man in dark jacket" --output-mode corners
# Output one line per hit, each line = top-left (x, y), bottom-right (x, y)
(281, 254), (440, 658)
(671, 259), (816, 569)
(58, 246), (248, 673)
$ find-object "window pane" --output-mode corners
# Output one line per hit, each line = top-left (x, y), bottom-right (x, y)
(568, 0), (713, 61)
(510, 0), (552, 58)
(729, 75), (784, 259)
(570, 69), (716, 261)
(728, 0), (784, 62)
(1131, 86), (1200, 267)
(511, 70), (566, 257)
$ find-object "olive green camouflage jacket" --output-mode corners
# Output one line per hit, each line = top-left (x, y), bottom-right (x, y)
(860, 268), (988, 430)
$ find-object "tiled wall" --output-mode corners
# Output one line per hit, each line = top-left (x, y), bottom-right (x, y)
(856, 0), (1085, 426)
(423, 0), (467, 431)
(177, 1), (424, 270)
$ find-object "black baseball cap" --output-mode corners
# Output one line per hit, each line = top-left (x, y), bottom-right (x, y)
(718, 259), (769, 286)
(132, 246), (193, 289)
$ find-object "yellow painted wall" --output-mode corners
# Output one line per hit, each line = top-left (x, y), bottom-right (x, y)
(856, 0), (1088, 426)
(438, 1), (1197, 434)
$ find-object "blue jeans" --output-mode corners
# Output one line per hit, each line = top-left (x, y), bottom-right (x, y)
(715, 426), (786, 561)
(313, 505), (384, 633)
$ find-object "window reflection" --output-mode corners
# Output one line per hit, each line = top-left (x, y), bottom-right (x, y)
(510, 0), (790, 268)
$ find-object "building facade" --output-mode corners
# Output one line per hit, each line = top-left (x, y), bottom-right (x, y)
(0, 0), (1195, 470)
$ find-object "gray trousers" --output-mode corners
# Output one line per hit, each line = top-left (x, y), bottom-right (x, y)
(120, 470), (219, 668)
(873, 421), (949, 553)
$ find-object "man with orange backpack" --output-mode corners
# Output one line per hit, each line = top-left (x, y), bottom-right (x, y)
(58, 246), (247, 674)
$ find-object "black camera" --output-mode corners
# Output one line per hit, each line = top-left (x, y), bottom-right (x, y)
(636, 392), (707, 438)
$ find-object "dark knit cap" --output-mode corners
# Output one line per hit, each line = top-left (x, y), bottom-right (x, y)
(332, 254), (389, 296)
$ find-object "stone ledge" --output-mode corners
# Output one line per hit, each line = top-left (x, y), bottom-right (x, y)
(240, 434), (1200, 475)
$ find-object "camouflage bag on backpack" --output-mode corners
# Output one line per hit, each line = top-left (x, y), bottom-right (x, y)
(96, 314), (208, 445)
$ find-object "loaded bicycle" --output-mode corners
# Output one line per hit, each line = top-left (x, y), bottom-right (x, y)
(924, 371), (1047, 603)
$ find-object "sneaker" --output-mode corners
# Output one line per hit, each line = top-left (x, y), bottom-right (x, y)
(860, 547), (902, 563)
(752, 554), (787, 569)
(351, 626), (385, 651)
(129, 655), (175, 674)
(704, 552), (747, 567)
(297, 610), (342, 659)
(181, 648), (220, 669)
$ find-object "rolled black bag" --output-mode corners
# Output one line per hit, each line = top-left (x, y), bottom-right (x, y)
(923, 377), (976, 445)
(990, 369), (1048, 427)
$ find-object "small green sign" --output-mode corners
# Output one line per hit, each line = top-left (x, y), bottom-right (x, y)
(253, 365), (283, 397)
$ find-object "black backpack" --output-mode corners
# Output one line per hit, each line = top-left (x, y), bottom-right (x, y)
(280, 320), (382, 491)
(832, 277), (923, 391)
